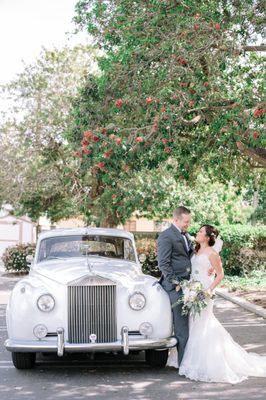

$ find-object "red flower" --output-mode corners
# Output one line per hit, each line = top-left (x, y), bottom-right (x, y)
(162, 138), (168, 144)
(91, 135), (99, 142)
(103, 150), (113, 158)
(112, 194), (117, 200)
(203, 81), (209, 87)
(253, 131), (260, 139)
(97, 162), (105, 170)
(83, 130), (92, 139)
(178, 57), (187, 66)
(115, 137), (122, 145)
(164, 147), (171, 154)
(110, 134), (117, 140)
(136, 136), (144, 143)
(83, 148), (92, 155)
(74, 151), (82, 158)
(146, 97), (153, 104)
(194, 24), (200, 31)
(188, 100), (195, 107)
(253, 108), (264, 118)
(115, 98), (123, 108)
(215, 23), (221, 31)
(80, 139), (88, 146)
(161, 106), (166, 112)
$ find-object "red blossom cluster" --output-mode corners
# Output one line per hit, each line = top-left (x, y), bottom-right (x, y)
(253, 108), (264, 118)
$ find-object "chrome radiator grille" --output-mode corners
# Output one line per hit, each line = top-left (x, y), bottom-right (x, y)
(68, 276), (117, 343)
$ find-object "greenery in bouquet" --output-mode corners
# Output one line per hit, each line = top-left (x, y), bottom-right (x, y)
(172, 280), (214, 319)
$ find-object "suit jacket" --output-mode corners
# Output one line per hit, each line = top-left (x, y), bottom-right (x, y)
(157, 224), (193, 291)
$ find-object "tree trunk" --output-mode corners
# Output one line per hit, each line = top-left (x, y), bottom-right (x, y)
(100, 213), (121, 228)
(251, 175), (260, 226)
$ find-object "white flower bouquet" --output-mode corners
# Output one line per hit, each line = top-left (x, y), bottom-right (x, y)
(172, 279), (214, 319)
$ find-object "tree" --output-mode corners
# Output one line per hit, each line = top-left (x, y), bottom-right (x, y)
(65, 0), (265, 226)
(0, 45), (97, 222)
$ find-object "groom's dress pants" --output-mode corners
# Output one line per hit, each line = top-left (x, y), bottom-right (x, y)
(164, 284), (189, 366)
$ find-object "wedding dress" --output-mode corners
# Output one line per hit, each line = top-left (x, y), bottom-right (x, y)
(167, 253), (266, 384)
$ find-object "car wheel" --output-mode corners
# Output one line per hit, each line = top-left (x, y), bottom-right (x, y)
(11, 352), (36, 369)
(145, 349), (169, 368)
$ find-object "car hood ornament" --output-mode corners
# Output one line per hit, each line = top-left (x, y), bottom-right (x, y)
(79, 243), (94, 274)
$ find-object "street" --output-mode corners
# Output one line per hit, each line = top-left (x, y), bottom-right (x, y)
(0, 273), (265, 400)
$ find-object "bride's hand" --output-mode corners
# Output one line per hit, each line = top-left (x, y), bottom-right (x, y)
(206, 288), (213, 297)
(207, 266), (215, 276)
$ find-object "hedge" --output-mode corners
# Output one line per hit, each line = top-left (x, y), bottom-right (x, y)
(135, 225), (266, 277)
(2, 225), (265, 276)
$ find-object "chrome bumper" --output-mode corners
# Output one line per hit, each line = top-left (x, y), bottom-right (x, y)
(5, 326), (177, 357)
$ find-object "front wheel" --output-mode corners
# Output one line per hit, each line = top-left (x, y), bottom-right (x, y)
(145, 349), (169, 368)
(12, 352), (36, 369)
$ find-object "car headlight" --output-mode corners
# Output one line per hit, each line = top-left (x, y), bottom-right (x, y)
(37, 294), (55, 312)
(129, 292), (146, 310)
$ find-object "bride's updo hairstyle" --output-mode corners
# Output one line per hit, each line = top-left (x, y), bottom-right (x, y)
(195, 225), (219, 253)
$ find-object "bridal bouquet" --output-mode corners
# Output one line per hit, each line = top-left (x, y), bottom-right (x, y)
(172, 279), (214, 319)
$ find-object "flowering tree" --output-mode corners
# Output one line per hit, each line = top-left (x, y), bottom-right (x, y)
(67, 0), (265, 226)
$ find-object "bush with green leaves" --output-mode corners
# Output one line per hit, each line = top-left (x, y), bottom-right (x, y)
(136, 234), (160, 277)
(2, 243), (36, 272)
(135, 225), (266, 278)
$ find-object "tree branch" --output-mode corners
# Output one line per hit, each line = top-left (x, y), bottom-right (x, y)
(242, 45), (266, 52)
(236, 141), (266, 168)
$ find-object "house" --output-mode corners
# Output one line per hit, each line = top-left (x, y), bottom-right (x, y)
(0, 207), (36, 257)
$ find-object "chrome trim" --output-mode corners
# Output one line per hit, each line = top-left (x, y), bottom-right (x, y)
(68, 276), (117, 344)
(121, 326), (129, 355)
(5, 327), (177, 356)
(57, 328), (64, 357)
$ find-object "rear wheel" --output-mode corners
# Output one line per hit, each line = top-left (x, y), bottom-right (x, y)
(145, 349), (169, 368)
(12, 352), (36, 369)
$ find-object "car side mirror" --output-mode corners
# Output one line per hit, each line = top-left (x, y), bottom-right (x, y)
(138, 253), (146, 263)
(26, 254), (34, 264)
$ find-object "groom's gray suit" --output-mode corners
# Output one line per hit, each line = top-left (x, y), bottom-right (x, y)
(157, 224), (193, 365)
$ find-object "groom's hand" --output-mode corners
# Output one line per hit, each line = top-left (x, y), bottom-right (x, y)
(175, 284), (181, 292)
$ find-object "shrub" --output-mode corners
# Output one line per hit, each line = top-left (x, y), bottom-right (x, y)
(209, 225), (265, 276)
(136, 235), (160, 277)
(135, 225), (266, 277)
(2, 243), (36, 272)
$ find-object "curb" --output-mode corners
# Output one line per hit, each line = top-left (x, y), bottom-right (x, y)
(216, 288), (266, 319)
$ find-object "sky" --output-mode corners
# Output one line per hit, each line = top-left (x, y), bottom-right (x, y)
(0, 0), (87, 85)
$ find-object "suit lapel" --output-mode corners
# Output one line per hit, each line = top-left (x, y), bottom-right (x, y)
(170, 224), (189, 255)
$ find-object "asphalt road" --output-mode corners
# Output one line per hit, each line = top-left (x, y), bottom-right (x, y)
(0, 273), (266, 400)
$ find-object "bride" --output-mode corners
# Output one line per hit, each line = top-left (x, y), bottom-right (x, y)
(167, 224), (266, 384)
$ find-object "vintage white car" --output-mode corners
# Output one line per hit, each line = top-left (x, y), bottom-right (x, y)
(5, 227), (176, 369)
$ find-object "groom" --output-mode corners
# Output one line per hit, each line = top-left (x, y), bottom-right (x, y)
(157, 206), (194, 366)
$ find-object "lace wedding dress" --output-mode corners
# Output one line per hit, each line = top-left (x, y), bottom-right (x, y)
(167, 253), (266, 384)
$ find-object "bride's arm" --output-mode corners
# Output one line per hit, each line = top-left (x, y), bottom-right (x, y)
(207, 253), (224, 292)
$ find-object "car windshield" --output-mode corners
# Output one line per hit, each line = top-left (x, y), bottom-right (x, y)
(38, 235), (136, 263)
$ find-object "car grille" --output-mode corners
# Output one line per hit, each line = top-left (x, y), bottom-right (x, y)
(68, 275), (117, 343)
